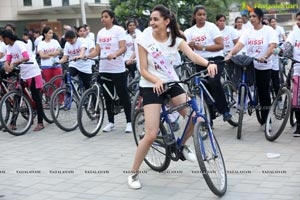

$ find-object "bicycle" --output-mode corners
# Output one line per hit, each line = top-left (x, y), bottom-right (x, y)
(49, 61), (85, 132)
(264, 56), (298, 141)
(229, 55), (264, 139)
(132, 70), (227, 197)
(77, 58), (137, 138)
(0, 63), (53, 135)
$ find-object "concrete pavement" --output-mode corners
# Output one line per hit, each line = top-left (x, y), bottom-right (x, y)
(0, 113), (300, 200)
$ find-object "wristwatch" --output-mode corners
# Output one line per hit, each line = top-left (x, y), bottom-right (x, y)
(202, 45), (206, 51)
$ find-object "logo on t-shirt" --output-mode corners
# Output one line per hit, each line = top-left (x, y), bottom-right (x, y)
(248, 38), (264, 45)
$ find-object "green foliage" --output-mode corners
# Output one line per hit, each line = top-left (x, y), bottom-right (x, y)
(109, 0), (242, 30)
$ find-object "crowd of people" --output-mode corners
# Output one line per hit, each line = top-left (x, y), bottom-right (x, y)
(0, 3), (300, 190)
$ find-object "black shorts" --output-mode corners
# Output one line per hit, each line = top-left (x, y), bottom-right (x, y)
(140, 84), (185, 106)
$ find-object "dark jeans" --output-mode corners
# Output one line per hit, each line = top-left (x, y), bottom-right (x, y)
(30, 78), (44, 124)
(271, 69), (280, 96)
(69, 67), (92, 90)
(98, 72), (131, 123)
(255, 69), (271, 124)
(196, 56), (229, 118)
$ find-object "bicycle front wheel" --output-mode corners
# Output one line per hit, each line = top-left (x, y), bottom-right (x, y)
(132, 108), (171, 172)
(265, 87), (292, 141)
(193, 120), (227, 197)
(0, 91), (33, 136)
(237, 86), (246, 139)
(78, 88), (104, 138)
(223, 81), (238, 127)
(50, 87), (79, 132)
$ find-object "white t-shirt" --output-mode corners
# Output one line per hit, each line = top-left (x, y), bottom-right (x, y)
(37, 39), (61, 67)
(123, 30), (141, 61)
(64, 37), (92, 74)
(96, 25), (126, 73)
(6, 40), (41, 79)
(236, 29), (247, 55)
(221, 26), (239, 54)
(34, 35), (43, 53)
(293, 24), (299, 31)
(271, 25), (285, 71)
(86, 32), (95, 42)
(184, 21), (223, 58)
(286, 29), (300, 76)
(242, 21), (252, 31)
(136, 29), (183, 87)
(239, 25), (278, 70)
(275, 25), (286, 43)
(0, 41), (6, 62)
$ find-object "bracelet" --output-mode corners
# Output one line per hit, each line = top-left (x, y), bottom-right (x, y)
(206, 61), (214, 67)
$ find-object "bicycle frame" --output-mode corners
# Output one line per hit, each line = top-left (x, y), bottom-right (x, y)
(159, 75), (218, 159)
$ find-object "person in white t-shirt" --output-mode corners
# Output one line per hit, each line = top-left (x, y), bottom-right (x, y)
(0, 29), (45, 131)
(124, 19), (141, 79)
(37, 26), (62, 87)
(241, 14), (253, 31)
(269, 17), (287, 98)
(184, 5), (232, 122)
(77, 25), (96, 66)
(83, 24), (95, 42)
(226, 8), (278, 126)
(86, 9), (132, 134)
(216, 14), (239, 55)
(0, 36), (6, 68)
(57, 30), (92, 90)
(127, 4), (218, 190)
(278, 11), (300, 137)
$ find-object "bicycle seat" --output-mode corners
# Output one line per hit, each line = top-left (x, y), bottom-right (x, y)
(230, 55), (254, 68)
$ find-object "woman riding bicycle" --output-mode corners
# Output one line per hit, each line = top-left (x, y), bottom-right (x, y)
(226, 8), (278, 126)
(128, 4), (218, 190)
(0, 29), (45, 131)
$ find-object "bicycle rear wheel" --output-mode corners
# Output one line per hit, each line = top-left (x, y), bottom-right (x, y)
(222, 81), (238, 127)
(290, 108), (296, 127)
(131, 91), (143, 122)
(78, 88), (104, 137)
(41, 82), (56, 123)
(193, 120), (227, 197)
(265, 88), (292, 141)
(132, 108), (171, 172)
(50, 87), (79, 132)
(237, 86), (246, 139)
(0, 91), (33, 136)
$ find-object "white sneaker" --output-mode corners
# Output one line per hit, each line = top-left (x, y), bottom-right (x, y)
(102, 123), (116, 132)
(182, 145), (197, 162)
(125, 123), (132, 133)
(128, 173), (142, 189)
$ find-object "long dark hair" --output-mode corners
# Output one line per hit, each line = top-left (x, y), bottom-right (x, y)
(41, 26), (52, 41)
(0, 29), (26, 44)
(101, 9), (119, 25)
(152, 5), (184, 47)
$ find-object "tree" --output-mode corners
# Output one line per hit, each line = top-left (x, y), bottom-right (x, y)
(110, 0), (240, 30)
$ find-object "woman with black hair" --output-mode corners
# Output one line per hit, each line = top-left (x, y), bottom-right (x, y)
(124, 19), (141, 79)
(227, 8), (278, 126)
(37, 26), (62, 85)
(0, 29), (45, 131)
(86, 9), (133, 133)
(57, 30), (92, 90)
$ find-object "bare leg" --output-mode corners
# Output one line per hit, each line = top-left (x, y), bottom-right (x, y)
(131, 104), (161, 173)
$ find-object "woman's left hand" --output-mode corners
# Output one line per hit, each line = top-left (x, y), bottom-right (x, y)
(207, 63), (218, 77)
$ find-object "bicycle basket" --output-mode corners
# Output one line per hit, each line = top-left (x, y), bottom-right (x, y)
(230, 55), (255, 86)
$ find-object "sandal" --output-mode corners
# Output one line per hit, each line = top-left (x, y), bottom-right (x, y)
(34, 123), (44, 131)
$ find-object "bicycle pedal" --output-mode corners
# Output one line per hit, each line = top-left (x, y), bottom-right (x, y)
(162, 134), (176, 145)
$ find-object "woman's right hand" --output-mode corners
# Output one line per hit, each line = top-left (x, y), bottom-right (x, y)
(153, 79), (164, 95)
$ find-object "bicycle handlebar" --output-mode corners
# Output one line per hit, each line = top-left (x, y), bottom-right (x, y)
(163, 70), (209, 87)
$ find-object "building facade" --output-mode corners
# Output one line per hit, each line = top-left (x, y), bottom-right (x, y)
(0, 0), (110, 36)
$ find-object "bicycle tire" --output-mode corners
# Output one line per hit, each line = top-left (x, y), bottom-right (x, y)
(50, 87), (79, 132)
(131, 91), (143, 123)
(265, 87), (292, 141)
(0, 91), (33, 136)
(222, 81), (238, 127)
(237, 86), (246, 139)
(41, 82), (56, 124)
(193, 120), (227, 196)
(77, 88), (104, 138)
(132, 108), (171, 172)
(255, 88), (264, 125)
(290, 108), (296, 127)
(49, 75), (64, 88)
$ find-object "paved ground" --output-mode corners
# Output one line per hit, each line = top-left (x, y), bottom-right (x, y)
(0, 112), (300, 200)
